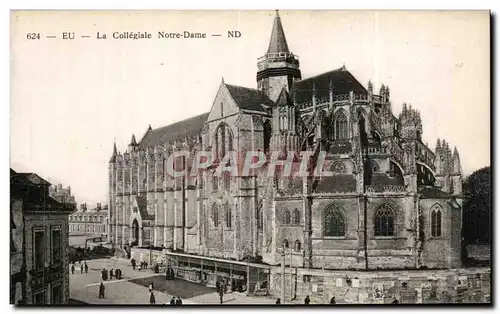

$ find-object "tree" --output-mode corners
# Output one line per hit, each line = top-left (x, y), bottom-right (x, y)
(462, 166), (491, 244)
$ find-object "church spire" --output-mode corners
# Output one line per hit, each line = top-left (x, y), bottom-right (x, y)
(109, 140), (118, 163)
(267, 10), (290, 54)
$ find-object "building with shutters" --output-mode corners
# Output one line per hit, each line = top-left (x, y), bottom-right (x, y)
(107, 11), (464, 295)
(10, 169), (75, 305)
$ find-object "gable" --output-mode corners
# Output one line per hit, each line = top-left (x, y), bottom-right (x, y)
(207, 82), (241, 122)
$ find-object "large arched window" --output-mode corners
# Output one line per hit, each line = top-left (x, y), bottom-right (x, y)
(334, 112), (348, 140)
(214, 123), (234, 161)
(431, 204), (442, 237)
(324, 204), (346, 237)
(374, 204), (395, 237)
(284, 209), (291, 225)
(225, 204), (232, 228)
(292, 209), (300, 225)
(212, 204), (219, 227)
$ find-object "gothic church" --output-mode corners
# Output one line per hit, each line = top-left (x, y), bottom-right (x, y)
(108, 12), (463, 281)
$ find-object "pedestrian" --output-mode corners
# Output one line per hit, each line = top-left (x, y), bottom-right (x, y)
(175, 297), (182, 305)
(131, 258), (136, 270)
(149, 291), (156, 305)
(98, 282), (105, 299)
(109, 268), (114, 279)
(71, 264), (75, 274)
(170, 297), (176, 305)
(304, 295), (310, 305)
(84, 261), (88, 274)
(148, 282), (154, 292)
(216, 280), (220, 293)
(330, 296), (336, 304)
(80, 264), (84, 274)
(276, 298), (281, 304)
(219, 289), (224, 304)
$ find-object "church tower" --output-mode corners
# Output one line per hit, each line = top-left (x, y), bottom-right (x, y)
(257, 11), (301, 102)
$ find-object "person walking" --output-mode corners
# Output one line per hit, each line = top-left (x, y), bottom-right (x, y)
(219, 289), (224, 304)
(131, 258), (136, 270)
(304, 295), (310, 305)
(330, 296), (336, 304)
(98, 282), (105, 299)
(84, 261), (88, 274)
(148, 282), (154, 292)
(109, 268), (114, 279)
(71, 264), (75, 275)
(276, 298), (281, 304)
(175, 297), (182, 305)
(149, 291), (156, 305)
(80, 263), (84, 274)
(169, 297), (176, 305)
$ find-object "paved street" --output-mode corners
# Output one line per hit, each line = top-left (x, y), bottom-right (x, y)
(69, 258), (276, 305)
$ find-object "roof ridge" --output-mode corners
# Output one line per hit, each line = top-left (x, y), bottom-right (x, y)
(296, 66), (345, 84)
(150, 112), (209, 133)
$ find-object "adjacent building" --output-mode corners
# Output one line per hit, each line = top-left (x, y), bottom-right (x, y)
(69, 203), (109, 235)
(107, 12), (465, 298)
(49, 184), (76, 206)
(10, 169), (75, 305)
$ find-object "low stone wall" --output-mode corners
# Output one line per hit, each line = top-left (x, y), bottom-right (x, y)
(269, 267), (491, 304)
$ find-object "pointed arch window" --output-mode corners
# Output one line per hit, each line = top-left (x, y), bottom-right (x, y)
(292, 209), (300, 225)
(257, 208), (263, 231)
(284, 209), (291, 225)
(324, 204), (346, 237)
(282, 239), (289, 249)
(374, 204), (395, 237)
(212, 204), (219, 227)
(225, 204), (232, 229)
(214, 123), (234, 161)
(223, 172), (231, 190)
(431, 205), (442, 237)
(294, 240), (301, 252)
(334, 112), (348, 140)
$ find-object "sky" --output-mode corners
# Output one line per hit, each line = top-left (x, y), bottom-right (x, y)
(10, 10), (490, 205)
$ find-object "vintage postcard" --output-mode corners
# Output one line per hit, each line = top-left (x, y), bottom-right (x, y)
(9, 10), (491, 305)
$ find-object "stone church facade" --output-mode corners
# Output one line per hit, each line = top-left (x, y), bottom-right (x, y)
(108, 12), (463, 272)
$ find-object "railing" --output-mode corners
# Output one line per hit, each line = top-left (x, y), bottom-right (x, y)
(257, 52), (299, 62)
(363, 146), (387, 155)
(366, 185), (406, 193)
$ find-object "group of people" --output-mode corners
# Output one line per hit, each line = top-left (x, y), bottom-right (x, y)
(130, 258), (149, 271)
(168, 297), (184, 305)
(71, 261), (88, 274)
(101, 267), (123, 280)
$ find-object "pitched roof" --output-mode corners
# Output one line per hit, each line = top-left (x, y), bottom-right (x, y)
(139, 113), (209, 148)
(314, 175), (357, 193)
(19, 172), (52, 186)
(267, 11), (290, 54)
(225, 84), (275, 112)
(291, 67), (367, 104)
(419, 186), (452, 198)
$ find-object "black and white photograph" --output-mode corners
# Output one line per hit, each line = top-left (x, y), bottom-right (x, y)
(8, 9), (491, 306)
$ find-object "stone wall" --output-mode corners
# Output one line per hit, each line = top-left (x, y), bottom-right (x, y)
(269, 267), (491, 304)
